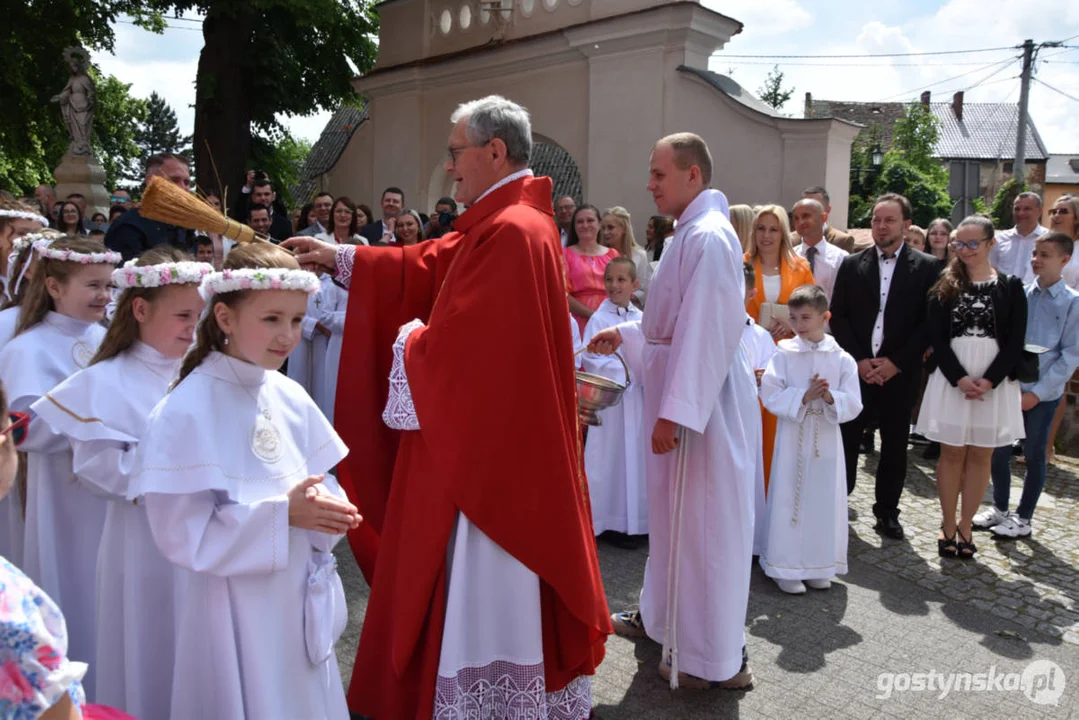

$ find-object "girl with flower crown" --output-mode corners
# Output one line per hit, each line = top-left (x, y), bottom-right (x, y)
(0, 200), (48, 304)
(31, 245), (210, 718)
(127, 242), (361, 720)
(0, 235), (118, 696)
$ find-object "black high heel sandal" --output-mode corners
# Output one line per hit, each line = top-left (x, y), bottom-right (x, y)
(957, 529), (977, 559)
(938, 528), (958, 557)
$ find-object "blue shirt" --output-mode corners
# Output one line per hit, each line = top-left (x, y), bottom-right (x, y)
(1023, 278), (1079, 402)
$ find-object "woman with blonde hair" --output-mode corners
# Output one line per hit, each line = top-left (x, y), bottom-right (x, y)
(601, 206), (651, 306)
(744, 204), (814, 490)
(728, 204), (754, 252)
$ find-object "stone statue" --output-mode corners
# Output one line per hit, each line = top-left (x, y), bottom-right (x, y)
(52, 46), (95, 157)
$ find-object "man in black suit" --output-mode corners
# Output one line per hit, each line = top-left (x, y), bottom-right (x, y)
(359, 187), (405, 244)
(105, 153), (193, 262)
(830, 193), (942, 539)
(233, 176), (293, 241)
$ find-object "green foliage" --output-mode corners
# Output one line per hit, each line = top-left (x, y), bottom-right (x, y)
(989, 177), (1028, 229)
(91, 71), (149, 192)
(0, 0), (171, 194)
(972, 197), (989, 215)
(125, 92), (191, 187)
(847, 103), (950, 228)
(250, 131), (312, 208)
(757, 65), (794, 111)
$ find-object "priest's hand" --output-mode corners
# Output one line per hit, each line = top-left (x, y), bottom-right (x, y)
(288, 475), (362, 534)
(652, 418), (680, 455)
(282, 236), (337, 274)
(587, 327), (623, 355)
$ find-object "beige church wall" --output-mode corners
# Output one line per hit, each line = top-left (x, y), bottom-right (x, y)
(326, 122), (375, 209)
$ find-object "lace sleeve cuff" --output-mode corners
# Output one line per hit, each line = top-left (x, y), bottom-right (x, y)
(334, 244), (355, 289)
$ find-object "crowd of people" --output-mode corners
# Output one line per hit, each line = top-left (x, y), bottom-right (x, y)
(0, 91), (1077, 720)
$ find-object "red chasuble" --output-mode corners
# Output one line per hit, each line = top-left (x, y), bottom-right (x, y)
(334, 175), (611, 719)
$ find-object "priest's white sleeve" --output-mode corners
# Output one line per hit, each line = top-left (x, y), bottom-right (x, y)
(824, 353), (863, 425)
(143, 491), (291, 576)
(760, 352), (808, 422)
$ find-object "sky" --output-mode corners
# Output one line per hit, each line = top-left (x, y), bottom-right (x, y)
(92, 0), (1079, 154)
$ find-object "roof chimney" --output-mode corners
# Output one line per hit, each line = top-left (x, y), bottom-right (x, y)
(952, 91), (964, 122)
(804, 91), (813, 117)
(920, 91), (931, 107)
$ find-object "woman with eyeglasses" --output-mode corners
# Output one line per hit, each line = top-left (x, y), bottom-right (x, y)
(915, 215), (1027, 559)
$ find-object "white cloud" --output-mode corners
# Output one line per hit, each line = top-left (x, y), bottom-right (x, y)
(701, 0), (812, 36)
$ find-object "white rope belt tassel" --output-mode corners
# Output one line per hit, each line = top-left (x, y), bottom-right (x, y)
(661, 425), (690, 689)
(792, 408), (823, 527)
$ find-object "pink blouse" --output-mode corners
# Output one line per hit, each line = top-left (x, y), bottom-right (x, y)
(563, 245), (619, 334)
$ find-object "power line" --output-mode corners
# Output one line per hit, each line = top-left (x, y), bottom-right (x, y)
(1035, 77), (1079, 103)
(873, 56), (1018, 102)
(720, 59), (1015, 68)
(117, 19), (201, 32)
(715, 46), (1020, 59)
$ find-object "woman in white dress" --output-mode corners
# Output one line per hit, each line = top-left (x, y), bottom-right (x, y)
(127, 243), (362, 720)
(0, 235), (117, 695)
(32, 246), (210, 718)
(916, 216), (1027, 559)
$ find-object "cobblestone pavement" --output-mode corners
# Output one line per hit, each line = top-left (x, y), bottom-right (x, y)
(336, 441), (1078, 718)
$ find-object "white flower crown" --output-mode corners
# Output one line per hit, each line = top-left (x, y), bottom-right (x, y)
(0, 209), (49, 226)
(113, 261), (214, 290)
(12, 232), (54, 257)
(198, 267), (321, 301)
(33, 239), (121, 266)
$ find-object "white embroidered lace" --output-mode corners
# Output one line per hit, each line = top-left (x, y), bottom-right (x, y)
(433, 661), (592, 720)
(382, 319), (425, 430)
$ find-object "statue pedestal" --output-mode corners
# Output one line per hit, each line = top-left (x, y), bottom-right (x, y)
(53, 152), (112, 218)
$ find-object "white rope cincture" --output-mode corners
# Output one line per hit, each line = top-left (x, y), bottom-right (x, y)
(792, 406), (824, 527)
(661, 425), (690, 689)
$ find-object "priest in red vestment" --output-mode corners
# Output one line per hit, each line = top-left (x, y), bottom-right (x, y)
(285, 95), (610, 720)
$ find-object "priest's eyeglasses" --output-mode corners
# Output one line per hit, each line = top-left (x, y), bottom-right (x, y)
(1, 411), (28, 448)
(447, 140), (492, 165)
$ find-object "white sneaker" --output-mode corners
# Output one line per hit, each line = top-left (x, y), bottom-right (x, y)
(972, 505), (1008, 529)
(991, 515), (1032, 538)
(775, 579), (806, 594)
(805, 578), (832, 590)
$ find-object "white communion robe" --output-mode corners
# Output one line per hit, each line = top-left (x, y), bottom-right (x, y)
(742, 316), (777, 556)
(616, 189), (758, 683)
(758, 335), (862, 580)
(128, 351), (351, 720)
(0, 305), (24, 566)
(582, 299), (647, 535)
(32, 341), (181, 719)
(0, 311), (107, 694)
(288, 273), (347, 424)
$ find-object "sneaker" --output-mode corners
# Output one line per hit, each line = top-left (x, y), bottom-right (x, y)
(610, 610), (648, 639)
(972, 506), (1008, 530)
(991, 515), (1032, 538)
(775, 579), (806, 594)
(805, 578), (832, 590)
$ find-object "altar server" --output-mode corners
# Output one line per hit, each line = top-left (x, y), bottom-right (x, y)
(32, 247), (210, 717)
(287, 271), (346, 422)
(127, 243), (361, 720)
(759, 285), (862, 593)
(0, 236), (116, 694)
(583, 256), (647, 539)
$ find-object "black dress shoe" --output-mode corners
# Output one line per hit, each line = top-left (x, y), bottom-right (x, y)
(923, 442), (941, 460)
(875, 515), (905, 539)
(859, 432), (876, 454)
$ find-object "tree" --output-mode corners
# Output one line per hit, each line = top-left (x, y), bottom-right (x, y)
(989, 177), (1027, 229)
(126, 92), (191, 186)
(891, 102), (942, 174)
(93, 72), (149, 192)
(250, 131), (312, 208)
(757, 65), (794, 111)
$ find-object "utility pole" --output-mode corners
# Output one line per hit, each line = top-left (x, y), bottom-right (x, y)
(1014, 38), (1062, 185)
(1013, 39), (1034, 185)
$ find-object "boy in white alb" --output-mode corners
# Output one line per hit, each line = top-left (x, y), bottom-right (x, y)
(741, 261), (776, 556)
(759, 285), (862, 594)
(583, 257), (647, 540)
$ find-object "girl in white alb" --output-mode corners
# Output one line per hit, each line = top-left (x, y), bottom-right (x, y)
(288, 272), (347, 423)
(32, 246), (211, 718)
(0, 236), (117, 695)
(127, 243), (362, 720)
(0, 231), (58, 567)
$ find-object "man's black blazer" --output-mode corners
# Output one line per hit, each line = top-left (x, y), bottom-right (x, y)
(829, 243), (944, 379)
(359, 222), (385, 245)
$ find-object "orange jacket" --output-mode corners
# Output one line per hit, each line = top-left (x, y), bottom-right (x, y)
(744, 252), (815, 339)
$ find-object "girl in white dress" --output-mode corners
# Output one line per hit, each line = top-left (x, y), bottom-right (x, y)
(0, 230), (60, 567)
(287, 272), (347, 423)
(0, 235), (117, 695)
(32, 246), (211, 718)
(916, 215), (1027, 559)
(128, 243), (362, 720)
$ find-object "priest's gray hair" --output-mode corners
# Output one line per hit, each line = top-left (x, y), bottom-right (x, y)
(451, 95), (532, 167)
